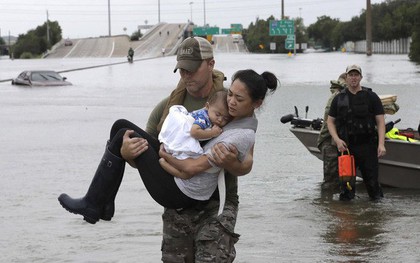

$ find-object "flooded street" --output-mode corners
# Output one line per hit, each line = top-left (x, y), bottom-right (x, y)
(1, 52), (420, 262)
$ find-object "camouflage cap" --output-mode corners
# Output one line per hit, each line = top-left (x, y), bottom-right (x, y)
(330, 72), (347, 88)
(174, 37), (214, 73)
(346, 64), (362, 76)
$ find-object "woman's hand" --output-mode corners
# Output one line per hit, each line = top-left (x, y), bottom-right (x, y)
(159, 144), (170, 159)
(120, 130), (148, 161)
(159, 144), (211, 177)
(208, 143), (238, 169)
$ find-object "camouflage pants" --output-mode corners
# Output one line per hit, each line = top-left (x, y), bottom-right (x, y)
(319, 140), (339, 191)
(161, 200), (239, 263)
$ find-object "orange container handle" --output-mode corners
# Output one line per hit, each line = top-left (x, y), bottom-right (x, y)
(341, 149), (351, 156)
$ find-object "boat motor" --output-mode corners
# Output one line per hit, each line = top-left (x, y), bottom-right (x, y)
(281, 106), (323, 130)
(385, 118), (401, 133)
(280, 113), (323, 130)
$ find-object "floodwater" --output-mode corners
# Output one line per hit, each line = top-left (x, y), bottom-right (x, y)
(1, 52), (420, 262)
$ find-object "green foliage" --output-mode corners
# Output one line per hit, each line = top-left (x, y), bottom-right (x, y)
(409, 3), (420, 63)
(0, 36), (6, 56)
(130, 30), (143, 41)
(294, 17), (308, 48)
(20, 52), (34, 59)
(307, 16), (340, 50)
(306, 0), (418, 44)
(372, 0), (418, 41)
(11, 20), (62, 59)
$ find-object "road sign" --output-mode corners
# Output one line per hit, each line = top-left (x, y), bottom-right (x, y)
(285, 39), (295, 50)
(270, 42), (276, 51)
(269, 20), (294, 36)
(193, 27), (220, 36)
(221, 28), (232, 34)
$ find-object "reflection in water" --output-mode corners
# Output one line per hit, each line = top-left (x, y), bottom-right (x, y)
(315, 187), (391, 262)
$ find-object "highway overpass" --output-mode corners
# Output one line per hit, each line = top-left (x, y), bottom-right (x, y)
(45, 23), (247, 59)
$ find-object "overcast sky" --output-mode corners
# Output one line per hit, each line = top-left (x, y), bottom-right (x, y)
(1, 0), (385, 39)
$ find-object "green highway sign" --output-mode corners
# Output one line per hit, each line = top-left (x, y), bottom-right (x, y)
(269, 20), (294, 36)
(285, 39), (295, 50)
(193, 27), (220, 36)
(230, 24), (243, 29)
(206, 27), (220, 35)
(221, 28), (232, 34)
(230, 23), (243, 33)
(193, 27), (206, 36)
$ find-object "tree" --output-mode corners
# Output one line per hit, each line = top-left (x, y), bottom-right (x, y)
(294, 17), (308, 46)
(409, 3), (420, 63)
(11, 20), (62, 58)
(243, 16), (273, 53)
(0, 36), (6, 56)
(307, 16), (340, 50)
(130, 30), (143, 41)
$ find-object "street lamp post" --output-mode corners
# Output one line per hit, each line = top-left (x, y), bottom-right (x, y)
(203, 0), (206, 27)
(366, 0), (372, 56)
(108, 0), (111, 36)
(158, 0), (161, 23)
(189, 2), (193, 23)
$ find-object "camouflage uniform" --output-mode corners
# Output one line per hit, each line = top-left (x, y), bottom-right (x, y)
(159, 159), (240, 262)
(317, 74), (346, 191)
(161, 199), (239, 263)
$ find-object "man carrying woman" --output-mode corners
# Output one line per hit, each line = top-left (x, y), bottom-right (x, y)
(58, 36), (279, 262)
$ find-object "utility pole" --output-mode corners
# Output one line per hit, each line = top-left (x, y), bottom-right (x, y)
(203, 0), (206, 27)
(108, 0), (111, 36)
(46, 10), (50, 45)
(281, 0), (284, 19)
(189, 2), (193, 23)
(158, 0), (161, 23)
(366, 0), (372, 56)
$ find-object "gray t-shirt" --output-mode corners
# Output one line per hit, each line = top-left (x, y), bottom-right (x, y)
(174, 117), (257, 200)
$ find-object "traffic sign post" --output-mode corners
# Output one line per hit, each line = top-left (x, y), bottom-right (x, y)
(269, 20), (294, 36)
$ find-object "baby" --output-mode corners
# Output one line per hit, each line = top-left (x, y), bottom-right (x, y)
(158, 90), (231, 176)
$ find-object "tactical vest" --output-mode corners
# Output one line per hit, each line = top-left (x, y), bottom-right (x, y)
(335, 88), (376, 143)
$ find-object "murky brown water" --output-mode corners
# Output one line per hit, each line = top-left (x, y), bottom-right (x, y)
(1, 53), (420, 262)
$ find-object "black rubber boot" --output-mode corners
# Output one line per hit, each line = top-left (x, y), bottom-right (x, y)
(58, 148), (125, 224)
(100, 161), (125, 221)
(365, 179), (384, 201)
(339, 180), (356, 201)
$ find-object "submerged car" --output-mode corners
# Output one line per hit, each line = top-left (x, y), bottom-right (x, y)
(11, 70), (72, 86)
